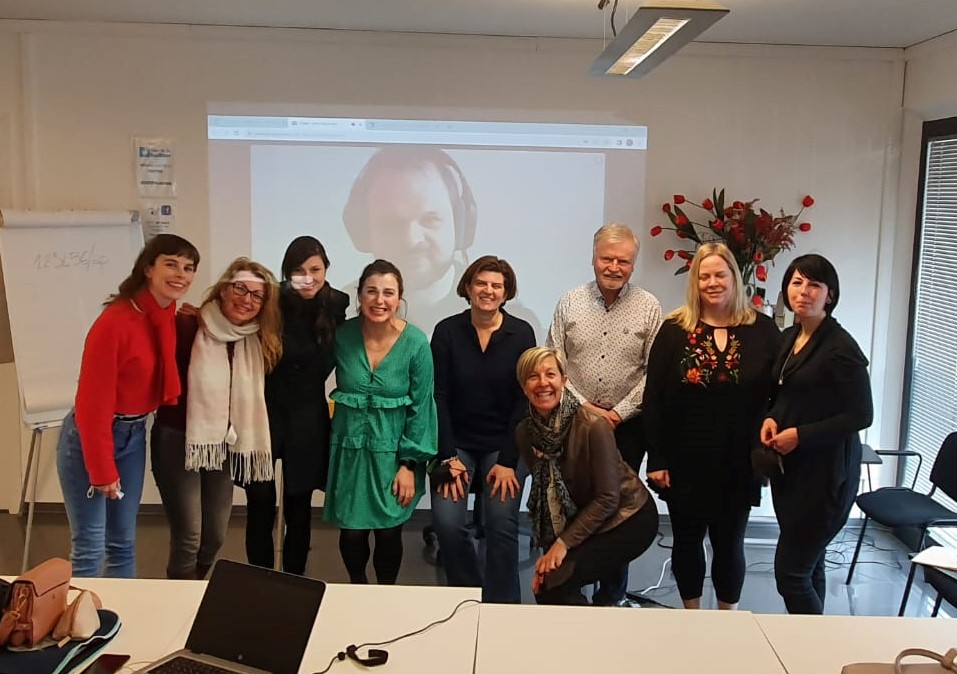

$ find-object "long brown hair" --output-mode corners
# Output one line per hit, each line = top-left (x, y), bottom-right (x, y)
(201, 257), (283, 372)
(109, 234), (200, 304)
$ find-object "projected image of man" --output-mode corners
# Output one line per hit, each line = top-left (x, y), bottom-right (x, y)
(343, 146), (475, 331)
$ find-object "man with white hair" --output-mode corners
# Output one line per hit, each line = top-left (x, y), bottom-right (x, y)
(547, 222), (662, 605)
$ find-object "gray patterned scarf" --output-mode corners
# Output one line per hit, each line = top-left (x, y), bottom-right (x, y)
(526, 389), (580, 550)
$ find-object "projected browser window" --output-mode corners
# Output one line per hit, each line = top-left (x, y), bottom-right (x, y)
(207, 115), (648, 339)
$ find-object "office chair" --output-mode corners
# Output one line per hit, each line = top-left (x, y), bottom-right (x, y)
(845, 433), (957, 587)
(924, 566), (957, 617)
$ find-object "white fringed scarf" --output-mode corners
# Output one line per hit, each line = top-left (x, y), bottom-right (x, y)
(185, 302), (273, 484)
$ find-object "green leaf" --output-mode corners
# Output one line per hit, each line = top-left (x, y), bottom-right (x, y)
(674, 266), (690, 275)
(717, 188), (725, 214)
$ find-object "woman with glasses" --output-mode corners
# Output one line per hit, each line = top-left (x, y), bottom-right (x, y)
(151, 257), (282, 579)
(244, 236), (349, 575)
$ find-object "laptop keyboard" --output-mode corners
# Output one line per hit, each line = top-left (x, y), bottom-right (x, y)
(148, 656), (240, 674)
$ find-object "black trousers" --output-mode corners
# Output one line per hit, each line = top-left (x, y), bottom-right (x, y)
(536, 499), (659, 605)
(614, 413), (646, 474)
(669, 499), (751, 603)
(772, 483), (855, 614)
(244, 480), (314, 575)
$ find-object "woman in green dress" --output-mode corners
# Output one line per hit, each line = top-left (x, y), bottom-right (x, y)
(325, 258), (438, 583)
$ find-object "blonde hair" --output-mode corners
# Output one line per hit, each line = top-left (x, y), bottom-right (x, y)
(202, 257), (283, 372)
(516, 346), (567, 386)
(592, 223), (639, 259)
(667, 243), (756, 332)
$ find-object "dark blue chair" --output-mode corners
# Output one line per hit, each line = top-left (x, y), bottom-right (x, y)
(845, 433), (957, 598)
(924, 566), (957, 617)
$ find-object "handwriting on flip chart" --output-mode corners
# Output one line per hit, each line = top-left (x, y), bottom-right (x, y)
(33, 245), (109, 271)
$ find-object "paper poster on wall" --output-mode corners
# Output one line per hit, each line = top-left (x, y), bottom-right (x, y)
(140, 201), (176, 240)
(133, 136), (176, 198)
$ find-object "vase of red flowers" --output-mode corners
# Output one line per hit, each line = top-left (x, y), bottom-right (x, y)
(650, 190), (814, 307)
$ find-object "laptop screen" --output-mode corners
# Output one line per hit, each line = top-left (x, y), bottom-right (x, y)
(186, 560), (326, 674)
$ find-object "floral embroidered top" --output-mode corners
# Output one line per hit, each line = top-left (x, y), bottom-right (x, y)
(680, 323), (742, 387)
(644, 315), (781, 510)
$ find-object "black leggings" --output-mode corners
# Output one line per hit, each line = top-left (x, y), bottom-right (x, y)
(338, 526), (404, 584)
(244, 480), (314, 575)
(669, 500), (751, 604)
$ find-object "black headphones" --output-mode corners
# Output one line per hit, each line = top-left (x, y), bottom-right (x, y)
(338, 645), (388, 668)
(342, 145), (478, 254)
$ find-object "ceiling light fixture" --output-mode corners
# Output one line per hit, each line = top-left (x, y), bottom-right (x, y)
(590, 1), (730, 79)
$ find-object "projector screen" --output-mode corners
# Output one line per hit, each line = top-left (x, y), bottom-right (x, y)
(207, 115), (648, 340)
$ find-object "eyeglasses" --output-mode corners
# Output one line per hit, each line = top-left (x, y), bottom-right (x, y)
(231, 282), (265, 304)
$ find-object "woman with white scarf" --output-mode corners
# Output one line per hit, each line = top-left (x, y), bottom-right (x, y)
(515, 346), (659, 605)
(151, 257), (282, 580)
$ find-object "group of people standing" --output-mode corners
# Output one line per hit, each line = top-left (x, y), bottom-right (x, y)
(55, 218), (872, 616)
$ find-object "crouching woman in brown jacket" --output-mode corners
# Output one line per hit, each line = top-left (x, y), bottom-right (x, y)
(516, 346), (659, 605)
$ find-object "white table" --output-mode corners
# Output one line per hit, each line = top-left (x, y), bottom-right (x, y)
(755, 613), (957, 674)
(68, 579), (480, 674)
(303, 584), (480, 674)
(475, 605), (787, 674)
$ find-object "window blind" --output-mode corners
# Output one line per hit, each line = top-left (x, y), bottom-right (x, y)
(902, 120), (957, 547)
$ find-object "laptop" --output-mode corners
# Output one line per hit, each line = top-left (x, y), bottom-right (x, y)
(138, 560), (326, 674)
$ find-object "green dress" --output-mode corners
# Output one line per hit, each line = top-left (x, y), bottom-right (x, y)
(325, 318), (438, 529)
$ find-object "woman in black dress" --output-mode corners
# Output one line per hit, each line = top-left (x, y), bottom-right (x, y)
(760, 253), (872, 614)
(645, 243), (780, 609)
(244, 236), (348, 574)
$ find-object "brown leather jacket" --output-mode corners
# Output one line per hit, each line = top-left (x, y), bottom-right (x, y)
(516, 406), (650, 549)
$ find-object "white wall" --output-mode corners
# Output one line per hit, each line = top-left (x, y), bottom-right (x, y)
(0, 19), (907, 509)
(870, 31), (957, 462)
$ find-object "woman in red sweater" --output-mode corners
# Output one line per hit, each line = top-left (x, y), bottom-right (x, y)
(55, 233), (200, 577)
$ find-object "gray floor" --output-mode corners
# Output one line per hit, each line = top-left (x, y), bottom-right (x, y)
(1, 508), (952, 617)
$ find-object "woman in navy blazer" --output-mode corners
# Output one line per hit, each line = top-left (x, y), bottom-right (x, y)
(760, 254), (873, 615)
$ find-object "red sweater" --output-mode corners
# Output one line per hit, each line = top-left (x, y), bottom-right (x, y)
(74, 293), (176, 485)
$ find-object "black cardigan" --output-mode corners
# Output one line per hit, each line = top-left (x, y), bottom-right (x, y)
(265, 284), (348, 494)
(644, 313), (780, 510)
(767, 316), (873, 503)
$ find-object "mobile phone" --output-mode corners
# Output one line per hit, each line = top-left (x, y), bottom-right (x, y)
(82, 654), (131, 674)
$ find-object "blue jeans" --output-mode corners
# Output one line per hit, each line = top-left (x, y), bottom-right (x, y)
(430, 450), (526, 603)
(55, 410), (147, 578)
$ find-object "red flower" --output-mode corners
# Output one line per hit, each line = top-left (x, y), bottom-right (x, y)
(732, 201), (744, 209)
(802, 195), (815, 208)
(756, 265), (767, 282)
(677, 231), (688, 239)
(664, 249), (675, 261)
(685, 260), (692, 269)
(650, 225), (663, 237)
(677, 250), (691, 260)
(662, 203), (672, 213)
(752, 294), (764, 308)
(712, 219), (725, 231)
(675, 215), (689, 226)
(753, 251), (763, 262)
(674, 194), (686, 205)
(686, 368), (702, 385)
(799, 222), (812, 232)
(702, 198), (714, 210)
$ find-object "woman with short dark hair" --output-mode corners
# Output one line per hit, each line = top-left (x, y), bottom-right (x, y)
(760, 253), (873, 614)
(430, 255), (535, 602)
